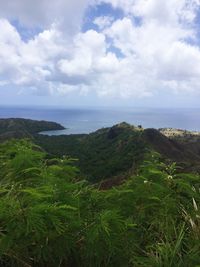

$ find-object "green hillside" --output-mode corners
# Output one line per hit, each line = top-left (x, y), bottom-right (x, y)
(35, 123), (147, 181)
(35, 123), (200, 182)
(0, 118), (64, 142)
(0, 119), (200, 183)
(1, 118), (200, 183)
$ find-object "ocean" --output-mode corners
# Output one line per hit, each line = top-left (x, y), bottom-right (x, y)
(0, 106), (200, 135)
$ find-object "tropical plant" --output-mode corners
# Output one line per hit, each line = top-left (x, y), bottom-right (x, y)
(0, 140), (199, 266)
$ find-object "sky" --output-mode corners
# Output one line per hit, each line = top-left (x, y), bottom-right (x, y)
(0, 0), (200, 108)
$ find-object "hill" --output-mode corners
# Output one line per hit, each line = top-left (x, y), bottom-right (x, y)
(0, 119), (200, 266)
(1, 118), (200, 182)
(35, 122), (200, 181)
(159, 127), (200, 156)
(35, 123), (147, 181)
(0, 118), (64, 142)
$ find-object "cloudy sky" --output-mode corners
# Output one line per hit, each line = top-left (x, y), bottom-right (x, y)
(0, 0), (200, 107)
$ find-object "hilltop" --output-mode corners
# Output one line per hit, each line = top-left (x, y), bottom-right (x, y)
(1, 118), (200, 182)
(159, 127), (200, 143)
(35, 122), (200, 181)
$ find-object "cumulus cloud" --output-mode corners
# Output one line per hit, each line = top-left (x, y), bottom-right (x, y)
(93, 16), (114, 29)
(99, 0), (200, 24)
(0, 0), (200, 100)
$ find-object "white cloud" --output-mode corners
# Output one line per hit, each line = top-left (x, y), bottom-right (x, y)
(58, 30), (106, 77)
(0, 0), (200, 100)
(103, 16), (200, 95)
(156, 42), (200, 80)
(131, 0), (200, 24)
(99, 0), (200, 24)
(93, 16), (114, 29)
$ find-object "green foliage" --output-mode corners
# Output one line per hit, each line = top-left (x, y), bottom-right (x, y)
(0, 118), (64, 135)
(35, 123), (147, 182)
(0, 140), (199, 266)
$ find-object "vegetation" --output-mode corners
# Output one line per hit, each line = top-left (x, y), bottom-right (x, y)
(1, 119), (200, 182)
(0, 118), (64, 138)
(36, 123), (147, 181)
(0, 139), (199, 266)
(36, 123), (200, 182)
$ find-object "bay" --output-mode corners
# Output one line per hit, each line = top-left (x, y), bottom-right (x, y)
(0, 106), (200, 135)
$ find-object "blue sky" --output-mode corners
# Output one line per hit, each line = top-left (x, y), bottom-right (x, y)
(0, 0), (200, 108)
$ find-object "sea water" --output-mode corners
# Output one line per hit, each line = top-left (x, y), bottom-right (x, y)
(0, 106), (200, 135)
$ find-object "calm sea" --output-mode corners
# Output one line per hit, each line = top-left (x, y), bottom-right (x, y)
(0, 106), (200, 135)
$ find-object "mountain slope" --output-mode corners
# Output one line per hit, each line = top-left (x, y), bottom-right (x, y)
(1, 118), (200, 182)
(0, 118), (64, 142)
(35, 123), (147, 181)
(144, 128), (200, 162)
(35, 122), (200, 181)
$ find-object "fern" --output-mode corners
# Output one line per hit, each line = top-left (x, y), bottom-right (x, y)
(0, 140), (199, 266)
